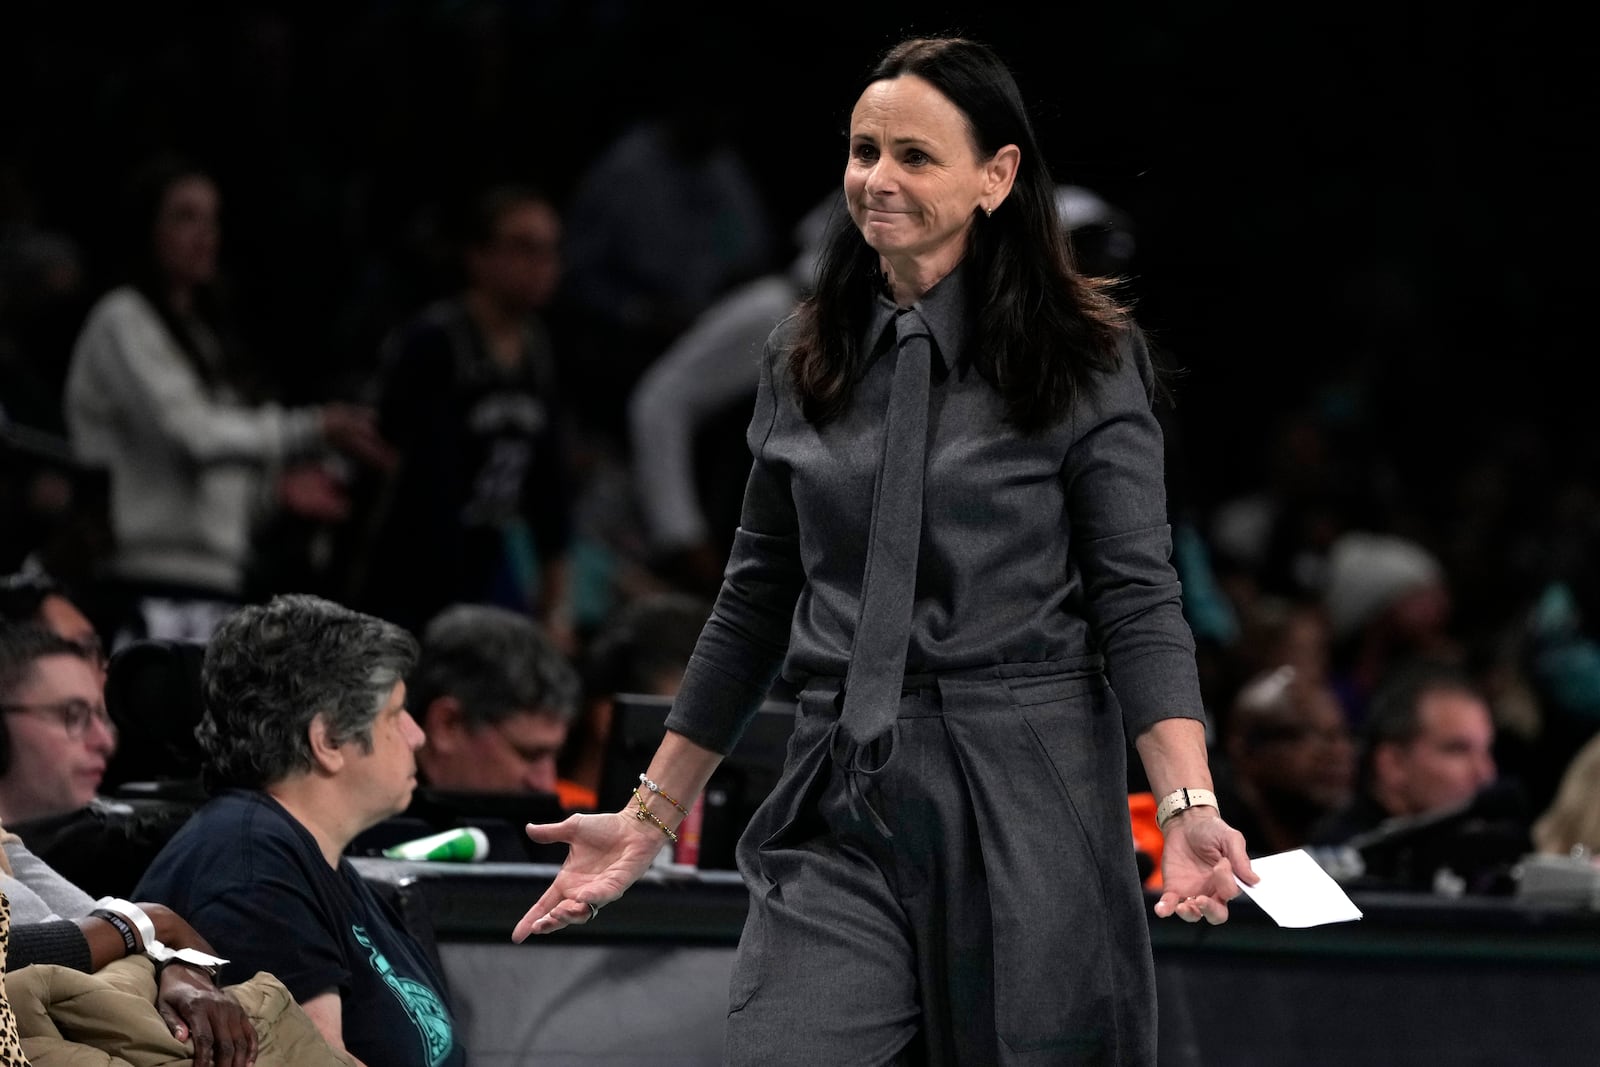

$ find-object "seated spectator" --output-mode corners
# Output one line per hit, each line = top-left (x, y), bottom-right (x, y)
(408, 603), (579, 795)
(1313, 661), (1498, 842)
(1322, 531), (1462, 725)
(1531, 730), (1600, 857)
(134, 594), (464, 1067)
(556, 591), (712, 811)
(1213, 665), (1355, 856)
(0, 568), (105, 682)
(4, 571), (206, 799)
(1311, 660), (1529, 891)
(0, 624), (113, 830)
(0, 622), (193, 898)
(1229, 593), (1332, 690)
(100, 636), (209, 796)
(348, 603), (580, 863)
(1519, 577), (1600, 820)
(2, 813), (270, 1066)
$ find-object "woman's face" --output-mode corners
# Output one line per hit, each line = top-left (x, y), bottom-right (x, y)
(153, 175), (220, 289)
(845, 74), (1009, 282)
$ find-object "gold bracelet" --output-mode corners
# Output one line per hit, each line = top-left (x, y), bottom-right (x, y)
(631, 788), (679, 843)
(638, 773), (690, 819)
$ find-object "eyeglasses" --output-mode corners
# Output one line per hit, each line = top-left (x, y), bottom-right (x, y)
(0, 698), (118, 741)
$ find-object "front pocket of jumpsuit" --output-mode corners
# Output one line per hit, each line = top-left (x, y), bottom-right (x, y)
(989, 680), (1123, 1056)
(726, 886), (768, 1014)
(728, 692), (835, 1014)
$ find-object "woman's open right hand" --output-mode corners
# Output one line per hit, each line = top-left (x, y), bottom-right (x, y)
(510, 810), (670, 941)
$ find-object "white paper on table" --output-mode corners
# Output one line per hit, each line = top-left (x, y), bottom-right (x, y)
(1234, 848), (1364, 928)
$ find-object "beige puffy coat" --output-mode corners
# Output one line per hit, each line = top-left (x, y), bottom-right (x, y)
(4, 955), (357, 1067)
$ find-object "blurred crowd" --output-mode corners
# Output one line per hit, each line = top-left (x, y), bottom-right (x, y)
(0, 6), (1596, 1062)
(3, 3), (1598, 902)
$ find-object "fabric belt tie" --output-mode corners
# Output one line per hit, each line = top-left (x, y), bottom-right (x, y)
(831, 306), (934, 838)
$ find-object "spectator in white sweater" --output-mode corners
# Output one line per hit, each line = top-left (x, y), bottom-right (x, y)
(63, 155), (393, 646)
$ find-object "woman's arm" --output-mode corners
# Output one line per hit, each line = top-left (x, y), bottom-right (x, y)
(511, 330), (804, 943)
(1135, 718), (1256, 924)
(1133, 717), (1215, 800)
(68, 291), (321, 466)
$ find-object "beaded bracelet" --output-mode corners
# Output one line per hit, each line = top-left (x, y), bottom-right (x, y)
(631, 787), (680, 844)
(638, 773), (691, 819)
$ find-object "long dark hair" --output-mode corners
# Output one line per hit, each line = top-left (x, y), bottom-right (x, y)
(790, 37), (1131, 433)
(119, 153), (263, 402)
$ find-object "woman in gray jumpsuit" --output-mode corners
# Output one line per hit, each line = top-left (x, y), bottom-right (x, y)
(514, 35), (1256, 1066)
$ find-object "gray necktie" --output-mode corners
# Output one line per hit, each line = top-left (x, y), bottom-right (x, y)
(838, 307), (933, 750)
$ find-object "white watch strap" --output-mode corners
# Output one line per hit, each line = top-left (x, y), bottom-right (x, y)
(1154, 787), (1219, 831)
(95, 896), (229, 969)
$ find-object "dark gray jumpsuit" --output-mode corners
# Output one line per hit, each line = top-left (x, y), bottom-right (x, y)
(663, 263), (1204, 1066)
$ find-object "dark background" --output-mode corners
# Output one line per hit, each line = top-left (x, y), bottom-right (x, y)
(3, 0), (1594, 523)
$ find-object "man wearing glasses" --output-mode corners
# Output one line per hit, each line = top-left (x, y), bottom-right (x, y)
(0, 624), (115, 828)
(0, 570), (107, 685)
(0, 621), (190, 900)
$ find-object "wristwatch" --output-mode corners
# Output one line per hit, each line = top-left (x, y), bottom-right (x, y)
(1154, 787), (1219, 831)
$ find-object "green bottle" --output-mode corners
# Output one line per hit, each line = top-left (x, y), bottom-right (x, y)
(382, 826), (490, 862)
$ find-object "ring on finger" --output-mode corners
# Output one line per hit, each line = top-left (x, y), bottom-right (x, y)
(587, 902), (599, 922)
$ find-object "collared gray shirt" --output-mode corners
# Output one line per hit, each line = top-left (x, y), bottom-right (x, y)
(665, 263), (1203, 751)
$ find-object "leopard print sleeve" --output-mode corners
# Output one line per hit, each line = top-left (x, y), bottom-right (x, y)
(0, 891), (32, 1066)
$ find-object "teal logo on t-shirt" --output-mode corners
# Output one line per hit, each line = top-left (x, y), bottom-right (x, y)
(352, 924), (455, 1066)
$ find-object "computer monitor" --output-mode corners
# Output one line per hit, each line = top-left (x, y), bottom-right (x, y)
(599, 693), (798, 871)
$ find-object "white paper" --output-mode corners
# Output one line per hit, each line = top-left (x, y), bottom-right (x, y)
(1234, 848), (1363, 928)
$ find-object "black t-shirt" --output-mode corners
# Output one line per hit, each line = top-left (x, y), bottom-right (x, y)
(135, 789), (465, 1067)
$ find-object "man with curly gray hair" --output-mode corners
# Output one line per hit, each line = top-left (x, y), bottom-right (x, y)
(134, 594), (465, 1067)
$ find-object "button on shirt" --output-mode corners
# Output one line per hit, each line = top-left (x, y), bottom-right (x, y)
(665, 263), (1202, 751)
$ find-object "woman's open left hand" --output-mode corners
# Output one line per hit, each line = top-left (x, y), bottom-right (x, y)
(1152, 809), (1257, 925)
